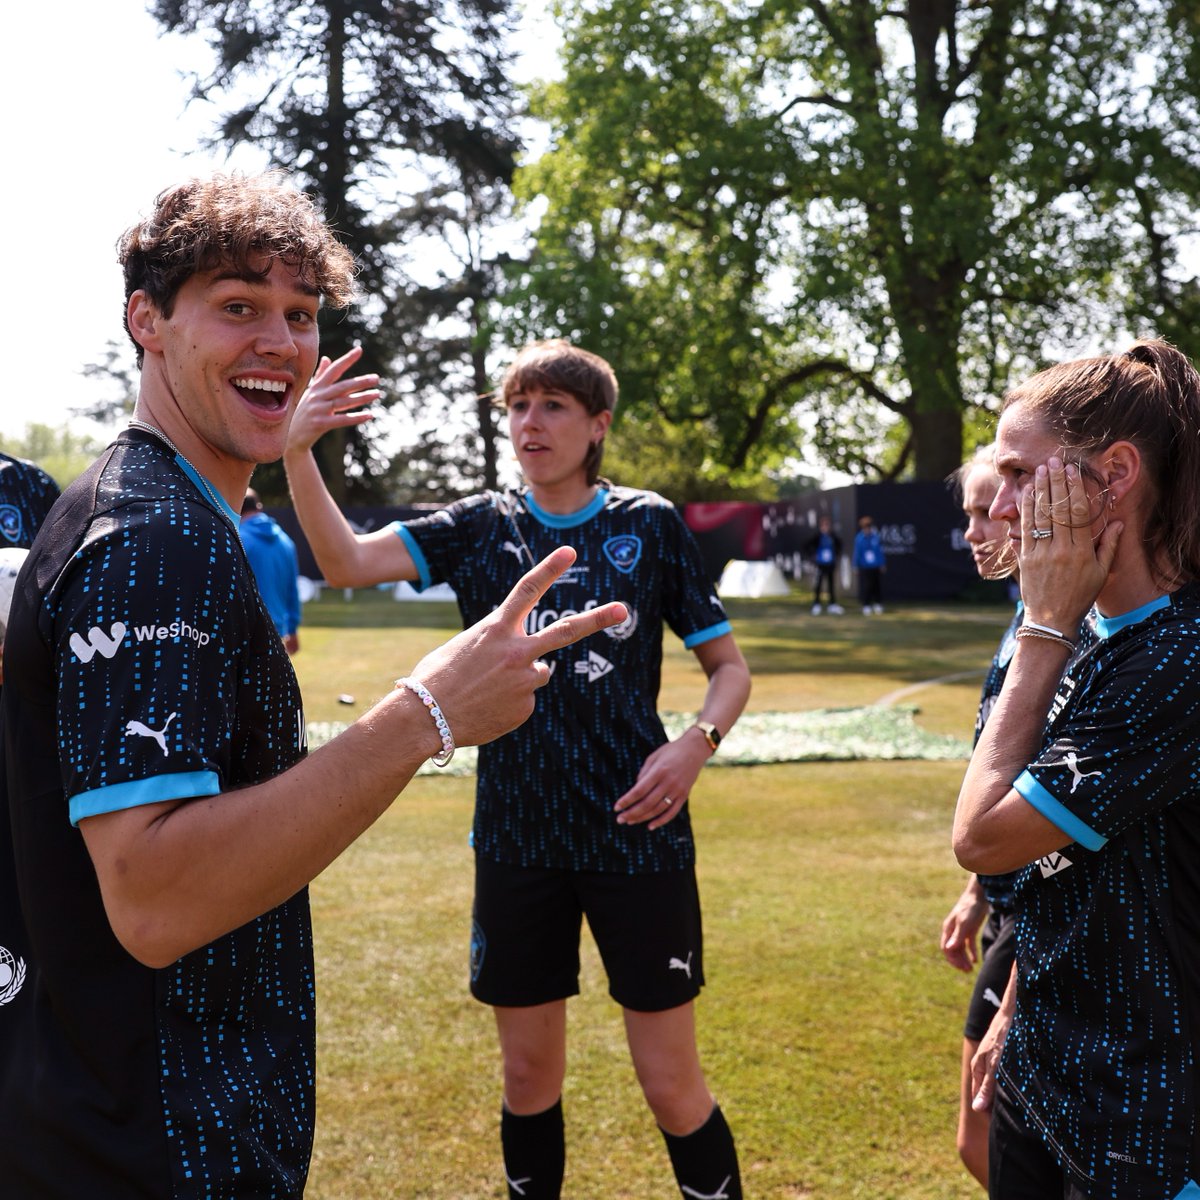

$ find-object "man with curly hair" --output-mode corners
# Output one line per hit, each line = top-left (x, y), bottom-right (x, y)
(0, 174), (624, 1199)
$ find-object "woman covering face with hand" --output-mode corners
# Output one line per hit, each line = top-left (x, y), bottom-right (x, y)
(953, 340), (1200, 1200)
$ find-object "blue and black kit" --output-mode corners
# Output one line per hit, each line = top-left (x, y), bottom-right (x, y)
(1000, 586), (1200, 1199)
(1, 430), (313, 1199)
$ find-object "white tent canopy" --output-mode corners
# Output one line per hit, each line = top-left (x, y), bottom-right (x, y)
(717, 559), (790, 598)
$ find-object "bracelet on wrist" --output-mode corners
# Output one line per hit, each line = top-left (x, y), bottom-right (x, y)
(1023, 619), (1071, 641)
(1014, 625), (1076, 655)
(396, 676), (455, 767)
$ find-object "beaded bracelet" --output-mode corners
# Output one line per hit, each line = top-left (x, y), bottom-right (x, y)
(1014, 625), (1076, 655)
(396, 676), (455, 767)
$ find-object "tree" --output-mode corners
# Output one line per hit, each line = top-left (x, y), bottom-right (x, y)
(0, 424), (106, 491)
(511, 0), (1200, 481)
(149, 0), (522, 501)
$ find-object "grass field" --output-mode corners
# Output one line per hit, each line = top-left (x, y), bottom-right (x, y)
(291, 588), (1012, 1199)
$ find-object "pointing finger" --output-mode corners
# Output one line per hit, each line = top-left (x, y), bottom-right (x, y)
(494, 547), (578, 627)
(528, 602), (629, 658)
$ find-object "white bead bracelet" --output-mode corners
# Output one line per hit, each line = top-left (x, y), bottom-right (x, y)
(397, 676), (455, 767)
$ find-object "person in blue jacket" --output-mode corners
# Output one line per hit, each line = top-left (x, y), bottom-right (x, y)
(240, 488), (302, 654)
(804, 515), (843, 614)
(853, 515), (886, 614)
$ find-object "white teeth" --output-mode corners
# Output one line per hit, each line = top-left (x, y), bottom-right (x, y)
(232, 377), (287, 393)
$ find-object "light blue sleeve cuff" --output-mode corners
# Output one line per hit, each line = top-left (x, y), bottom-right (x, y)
(683, 621), (733, 650)
(1013, 769), (1107, 851)
(69, 771), (221, 827)
(391, 522), (433, 591)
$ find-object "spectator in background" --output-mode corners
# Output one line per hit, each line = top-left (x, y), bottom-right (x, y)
(0, 451), (61, 689)
(805, 514), (843, 614)
(240, 488), (302, 654)
(0, 452), (60, 551)
(854, 515), (885, 614)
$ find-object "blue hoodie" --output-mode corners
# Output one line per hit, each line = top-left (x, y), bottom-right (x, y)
(239, 513), (301, 638)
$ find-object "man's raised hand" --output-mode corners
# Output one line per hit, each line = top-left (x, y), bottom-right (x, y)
(409, 547), (627, 747)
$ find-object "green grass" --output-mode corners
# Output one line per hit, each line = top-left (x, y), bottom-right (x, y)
(292, 589), (1010, 1198)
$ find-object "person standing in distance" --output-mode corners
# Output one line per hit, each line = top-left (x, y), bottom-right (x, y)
(853, 515), (886, 614)
(284, 338), (752, 1200)
(805, 513), (843, 614)
(240, 487), (303, 654)
(955, 340), (1200, 1198)
(0, 173), (624, 1200)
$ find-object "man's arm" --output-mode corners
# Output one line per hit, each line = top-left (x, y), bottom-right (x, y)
(81, 547), (626, 968)
(283, 346), (417, 588)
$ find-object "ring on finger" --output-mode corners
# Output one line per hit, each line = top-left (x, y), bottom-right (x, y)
(1031, 527), (1053, 540)
(660, 795), (672, 807)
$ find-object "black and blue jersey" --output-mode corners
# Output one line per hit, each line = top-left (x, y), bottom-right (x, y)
(974, 604), (1021, 912)
(0, 451), (59, 549)
(999, 584), (1200, 1198)
(0, 429), (314, 1199)
(394, 485), (731, 873)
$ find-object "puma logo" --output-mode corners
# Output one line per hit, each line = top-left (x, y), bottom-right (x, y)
(669, 952), (693, 979)
(1064, 750), (1102, 794)
(124, 713), (178, 757)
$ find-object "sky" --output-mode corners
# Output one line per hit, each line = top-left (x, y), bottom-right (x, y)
(0, 0), (555, 444)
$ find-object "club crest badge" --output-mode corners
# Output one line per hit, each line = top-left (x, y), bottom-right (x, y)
(0, 504), (24, 545)
(603, 535), (642, 575)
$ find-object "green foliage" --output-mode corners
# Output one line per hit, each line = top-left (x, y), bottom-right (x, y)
(0, 423), (105, 490)
(511, 0), (1200, 481)
(604, 406), (785, 501)
(149, 0), (523, 499)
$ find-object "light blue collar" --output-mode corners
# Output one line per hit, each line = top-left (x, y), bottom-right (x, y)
(1093, 593), (1170, 639)
(524, 488), (608, 529)
(174, 455), (240, 528)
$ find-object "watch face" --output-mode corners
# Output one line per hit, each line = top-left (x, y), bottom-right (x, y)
(698, 722), (721, 749)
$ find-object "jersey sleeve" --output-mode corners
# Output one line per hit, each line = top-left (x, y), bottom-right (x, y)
(54, 505), (251, 826)
(1014, 630), (1200, 850)
(390, 495), (491, 593)
(659, 505), (732, 649)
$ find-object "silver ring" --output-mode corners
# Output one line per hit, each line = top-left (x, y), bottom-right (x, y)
(1030, 527), (1053, 540)
(661, 796), (672, 807)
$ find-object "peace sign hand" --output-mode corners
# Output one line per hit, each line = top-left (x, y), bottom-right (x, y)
(408, 547), (627, 748)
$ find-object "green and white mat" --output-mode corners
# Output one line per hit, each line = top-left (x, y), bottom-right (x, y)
(306, 705), (970, 776)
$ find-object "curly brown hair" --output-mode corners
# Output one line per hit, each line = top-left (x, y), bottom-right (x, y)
(119, 172), (358, 364)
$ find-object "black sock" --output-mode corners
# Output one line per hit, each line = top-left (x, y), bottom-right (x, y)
(661, 1104), (742, 1200)
(500, 1099), (565, 1199)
